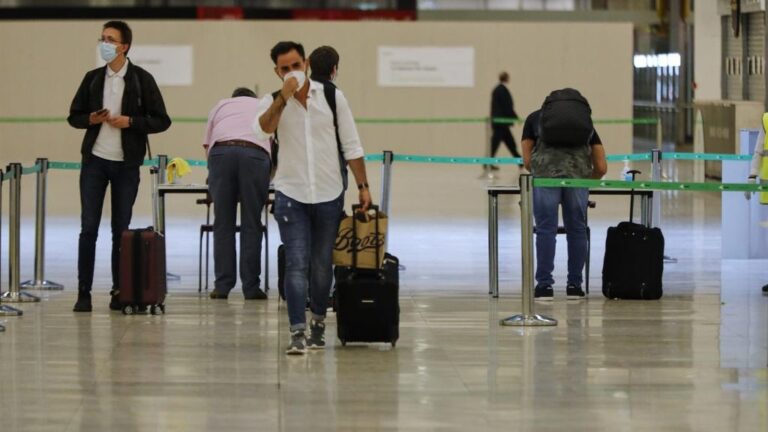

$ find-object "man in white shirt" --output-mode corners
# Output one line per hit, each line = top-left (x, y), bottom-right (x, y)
(256, 41), (371, 355)
(68, 21), (171, 312)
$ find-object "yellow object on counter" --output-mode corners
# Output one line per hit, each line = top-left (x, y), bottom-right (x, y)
(166, 157), (192, 184)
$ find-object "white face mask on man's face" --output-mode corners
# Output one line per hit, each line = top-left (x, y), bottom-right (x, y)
(283, 70), (306, 89)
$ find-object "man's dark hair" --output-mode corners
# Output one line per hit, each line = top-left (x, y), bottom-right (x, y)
(231, 87), (257, 98)
(103, 20), (132, 55)
(309, 46), (340, 81)
(270, 41), (305, 64)
(499, 72), (509, 83)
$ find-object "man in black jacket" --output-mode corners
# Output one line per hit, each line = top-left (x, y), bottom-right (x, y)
(68, 21), (171, 312)
(489, 72), (521, 169)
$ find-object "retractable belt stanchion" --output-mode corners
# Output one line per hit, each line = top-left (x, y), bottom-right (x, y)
(0, 170), (5, 332)
(480, 118), (495, 180)
(155, 155), (180, 282)
(500, 174), (557, 327)
(650, 150), (678, 263)
(656, 114), (663, 150)
(21, 158), (63, 290)
(1, 163), (40, 304)
(0, 167), (23, 318)
(488, 189), (498, 297)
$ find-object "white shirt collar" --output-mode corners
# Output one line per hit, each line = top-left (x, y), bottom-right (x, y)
(308, 79), (323, 93)
(106, 59), (128, 79)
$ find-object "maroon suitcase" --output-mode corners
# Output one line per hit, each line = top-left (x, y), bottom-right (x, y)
(118, 228), (167, 315)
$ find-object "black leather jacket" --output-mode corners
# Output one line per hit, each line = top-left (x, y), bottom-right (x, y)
(68, 61), (171, 167)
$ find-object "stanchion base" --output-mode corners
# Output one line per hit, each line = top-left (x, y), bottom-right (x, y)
(1, 291), (41, 303)
(0, 304), (23, 316)
(663, 255), (678, 264)
(500, 314), (557, 327)
(20, 280), (64, 291)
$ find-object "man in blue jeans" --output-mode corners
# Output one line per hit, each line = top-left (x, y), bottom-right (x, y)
(68, 21), (171, 312)
(203, 87), (271, 300)
(255, 41), (371, 355)
(521, 89), (607, 300)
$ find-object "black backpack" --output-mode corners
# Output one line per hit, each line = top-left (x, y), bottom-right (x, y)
(538, 88), (594, 147)
(271, 81), (348, 190)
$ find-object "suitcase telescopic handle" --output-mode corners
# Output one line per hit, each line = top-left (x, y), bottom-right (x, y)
(350, 204), (381, 272)
(627, 170), (641, 223)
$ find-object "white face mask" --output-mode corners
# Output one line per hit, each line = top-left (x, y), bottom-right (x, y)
(100, 42), (118, 63)
(283, 70), (306, 90)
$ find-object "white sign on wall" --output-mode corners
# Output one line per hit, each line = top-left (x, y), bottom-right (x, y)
(377, 46), (475, 88)
(96, 45), (193, 86)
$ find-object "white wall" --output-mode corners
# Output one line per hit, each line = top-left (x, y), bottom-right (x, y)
(0, 19), (632, 217)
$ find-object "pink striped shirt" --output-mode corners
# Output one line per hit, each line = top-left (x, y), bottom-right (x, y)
(203, 97), (271, 154)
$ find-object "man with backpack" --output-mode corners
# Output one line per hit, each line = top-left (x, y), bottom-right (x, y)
(68, 21), (171, 313)
(521, 88), (607, 301)
(254, 41), (371, 355)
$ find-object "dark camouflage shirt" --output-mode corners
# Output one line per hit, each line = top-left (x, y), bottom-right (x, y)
(522, 110), (602, 179)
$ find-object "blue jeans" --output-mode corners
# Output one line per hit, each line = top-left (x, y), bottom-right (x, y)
(78, 155), (140, 291)
(532, 186), (589, 288)
(274, 191), (344, 331)
(207, 145), (271, 296)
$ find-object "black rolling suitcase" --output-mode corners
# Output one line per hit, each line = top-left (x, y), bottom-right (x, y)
(602, 171), (664, 300)
(334, 205), (400, 347)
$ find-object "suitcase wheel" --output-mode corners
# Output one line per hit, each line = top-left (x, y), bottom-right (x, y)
(122, 305), (135, 315)
(150, 305), (166, 315)
(391, 341), (396, 347)
(340, 339), (347, 347)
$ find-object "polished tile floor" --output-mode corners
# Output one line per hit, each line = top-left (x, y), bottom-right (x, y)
(0, 163), (766, 431)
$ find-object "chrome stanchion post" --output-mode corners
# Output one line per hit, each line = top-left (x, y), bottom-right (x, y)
(650, 150), (677, 263)
(656, 114), (663, 150)
(650, 150), (662, 229)
(488, 191), (499, 297)
(0, 168), (23, 316)
(21, 158), (63, 291)
(480, 117), (495, 180)
(1, 163), (40, 303)
(158, 154), (168, 186)
(501, 174), (556, 326)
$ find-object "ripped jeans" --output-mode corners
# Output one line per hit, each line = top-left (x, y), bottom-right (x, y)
(273, 191), (344, 331)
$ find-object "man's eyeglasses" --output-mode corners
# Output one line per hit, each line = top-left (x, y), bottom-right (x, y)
(98, 37), (122, 44)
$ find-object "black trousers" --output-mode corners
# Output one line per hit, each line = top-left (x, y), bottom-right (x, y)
(78, 155), (140, 291)
(490, 125), (521, 158)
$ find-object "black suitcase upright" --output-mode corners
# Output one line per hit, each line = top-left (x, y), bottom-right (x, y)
(602, 171), (664, 300)
(334, 205), (400, 347)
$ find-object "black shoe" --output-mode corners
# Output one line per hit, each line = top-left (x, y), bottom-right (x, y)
(209, 290), (229, 300)
(763, 284), (768, 294)
(244, 288), (267, 300)
(109, 290), (122, 311)
(534, 285), (553, 301)
(566, 284), (586, 300)
(490, 165), (500, 171)
(73, 290), (92, 312)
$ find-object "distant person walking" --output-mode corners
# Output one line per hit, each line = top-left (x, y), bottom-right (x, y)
(489, 71), (521, 170)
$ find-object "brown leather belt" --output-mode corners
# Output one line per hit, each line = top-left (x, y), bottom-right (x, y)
(215, 139), (269, 156)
